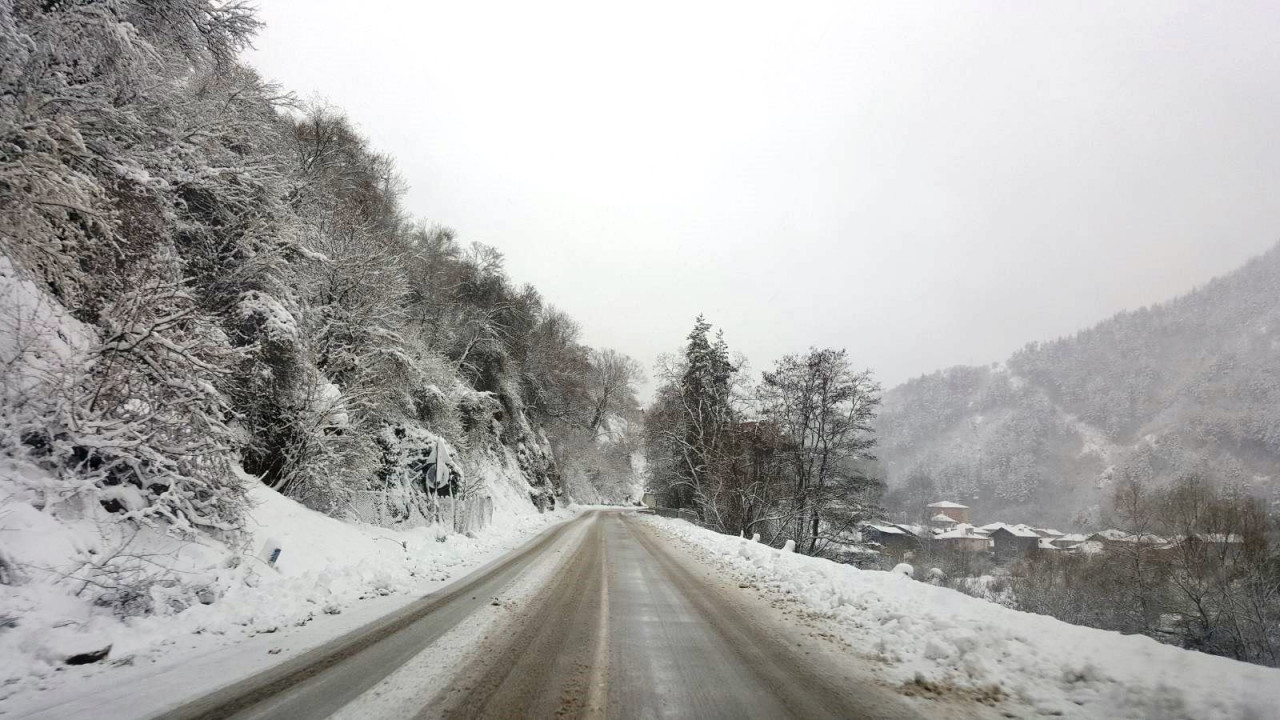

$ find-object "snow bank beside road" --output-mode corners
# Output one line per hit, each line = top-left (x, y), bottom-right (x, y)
(643, 515), (1280, 720)
(0, 469), (580, 712)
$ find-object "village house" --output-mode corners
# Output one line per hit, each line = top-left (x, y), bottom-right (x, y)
(933, 523), (990, 553)
(1087, 529), (1170, 546)
(927, 500), (970, 524)
(1185, 532), (1245, 552)
(1052, 533), (1089, 550)
(860, 523), (921, 559)
(930, 513), (958, 531)
(895, 523), (928, 539)
(990, 524), (1041, 562)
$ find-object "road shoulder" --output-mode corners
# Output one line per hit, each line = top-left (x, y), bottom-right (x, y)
(6, 510), (590, 720)
(633, 515), (1012, 720)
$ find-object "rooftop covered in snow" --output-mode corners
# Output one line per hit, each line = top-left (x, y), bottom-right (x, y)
(989, 524), (1041, 538)
(935, 524), (988, 540)
(863, 523), (908, 535)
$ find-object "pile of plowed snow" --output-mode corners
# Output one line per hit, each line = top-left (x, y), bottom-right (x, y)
(643, 515), (1280, 720)
(0, 463), (576, 705)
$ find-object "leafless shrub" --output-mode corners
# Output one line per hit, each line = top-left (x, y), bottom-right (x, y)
(997, 475), (1280, 667)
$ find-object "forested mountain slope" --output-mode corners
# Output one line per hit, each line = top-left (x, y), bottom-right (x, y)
(877, 243), (1280, 526)
(0, 0), (639, 544)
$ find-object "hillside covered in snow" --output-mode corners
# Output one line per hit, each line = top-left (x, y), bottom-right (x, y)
(877, 244), (1280, 526)
(0, 0), (642, 695)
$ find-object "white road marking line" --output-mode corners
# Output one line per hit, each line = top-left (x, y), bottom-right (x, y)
(585, 519), (610, 719)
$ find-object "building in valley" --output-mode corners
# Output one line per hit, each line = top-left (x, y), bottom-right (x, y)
(927, 500), (970, 524)
(860, 523), (922, 559)
(930, 513), (959, 531)
(990, 524), (1041, 562)
(934, 524), (991, 553)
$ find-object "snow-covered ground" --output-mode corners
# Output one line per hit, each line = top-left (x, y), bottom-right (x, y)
(642, 515), (1280, 720)
(0, 468), (593, 717)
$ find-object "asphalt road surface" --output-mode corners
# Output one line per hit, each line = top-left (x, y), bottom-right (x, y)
(160, 511), (924, 720)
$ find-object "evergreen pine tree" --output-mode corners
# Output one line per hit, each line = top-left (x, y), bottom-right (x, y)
(675, 316), (735, 510)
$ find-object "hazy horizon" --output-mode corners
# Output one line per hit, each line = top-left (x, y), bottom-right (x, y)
(246, 1), (1280, 393)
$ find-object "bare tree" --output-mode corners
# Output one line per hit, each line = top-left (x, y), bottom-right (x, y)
(1101, 476), (1171, 634)
(1159, 475), (1278, 664)
(587, 348), (644, 436)
(761, 348), (882, 555)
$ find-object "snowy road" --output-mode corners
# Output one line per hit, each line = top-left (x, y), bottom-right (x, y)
(159, 511), (928, 720)
(431, 511), (922, 720)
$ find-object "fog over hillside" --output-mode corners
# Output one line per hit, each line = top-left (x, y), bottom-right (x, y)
(876, 243), (1280, 528)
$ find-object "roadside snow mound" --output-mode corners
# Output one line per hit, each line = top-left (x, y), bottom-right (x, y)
(0, 466), (575, 703)
(645, 515), (1280, 720)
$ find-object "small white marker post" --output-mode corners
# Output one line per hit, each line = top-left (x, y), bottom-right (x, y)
(260, 537), (283, 569)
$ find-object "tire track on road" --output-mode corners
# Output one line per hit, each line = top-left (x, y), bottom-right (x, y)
(433, 513), (607, 720)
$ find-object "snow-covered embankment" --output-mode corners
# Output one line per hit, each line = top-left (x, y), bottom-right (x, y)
(0, 472), (581, 714)
(642, 515), (1280, 720)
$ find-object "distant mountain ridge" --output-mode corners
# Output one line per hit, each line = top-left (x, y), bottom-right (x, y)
(875, 243), (1280, 527)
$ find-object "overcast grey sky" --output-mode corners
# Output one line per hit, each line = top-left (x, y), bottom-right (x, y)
(247, 1), (1280, 393)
